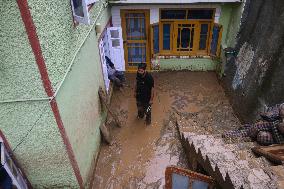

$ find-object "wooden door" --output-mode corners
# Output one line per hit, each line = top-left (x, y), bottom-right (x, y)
(121, 10), (150, 72)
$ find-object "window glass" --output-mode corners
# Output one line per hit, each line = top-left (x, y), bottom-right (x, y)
(128, 43), (146, 66)
(126, 13), (146, 40)
(199, 24), (209, 50)
(188, 10), (213, 19)
(153, 25), (159, 54)
(112, 39), (120, 47)
(177, 24), (195, 52)
(110, 30), (119, 38)
(172, 173), (190, 189)
(161, 10), (187, 20)
(192, 180), (209, 189)
(72, 0), (84, 17)
(163, 24), (171, 50)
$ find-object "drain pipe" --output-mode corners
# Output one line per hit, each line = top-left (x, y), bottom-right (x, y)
(0, 2), (108, 104)
(50, 1), (108, 101)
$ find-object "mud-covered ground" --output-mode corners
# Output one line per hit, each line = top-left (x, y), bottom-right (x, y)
(93, 72), (240, 189)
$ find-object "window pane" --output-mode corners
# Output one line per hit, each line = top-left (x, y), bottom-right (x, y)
(161, 10), (187, 20)
(126, 13), (146, 40)
(192, 180), (209, 189)
(181, 28), (190, 48)
(172, 173), (190, 189)
(128, 43), (146, 66)
(188, 9), (214, 19)
(72, 0), (84, 17)
(177, 24), (195, 52)
(199, 24), (209, 50)
(153, 25), (159, 54)
(163, 24), (171, 50)
(110, 30), (119, 38)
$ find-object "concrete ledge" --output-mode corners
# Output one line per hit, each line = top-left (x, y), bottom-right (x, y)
(156, 58), (218, 71)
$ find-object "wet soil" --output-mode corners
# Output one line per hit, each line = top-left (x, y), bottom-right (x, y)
(93, 72), (240, 189)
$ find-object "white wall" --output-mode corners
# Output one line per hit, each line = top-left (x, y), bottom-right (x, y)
(111, 4), (222, 27)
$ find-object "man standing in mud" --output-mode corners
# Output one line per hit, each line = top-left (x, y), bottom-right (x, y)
(134, 63), (154, 125)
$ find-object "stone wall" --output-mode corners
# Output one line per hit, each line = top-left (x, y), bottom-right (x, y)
(222, 0), (284, 122)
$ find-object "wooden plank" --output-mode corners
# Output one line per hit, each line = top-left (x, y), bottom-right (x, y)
(98, 87), (122, 128)
(252, 144), (284, 165)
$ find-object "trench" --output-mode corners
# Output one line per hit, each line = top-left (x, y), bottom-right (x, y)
(93, 71), (241, 189)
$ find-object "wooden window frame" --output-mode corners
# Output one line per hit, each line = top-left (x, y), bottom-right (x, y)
(172, 20), (199, 56)
(159, 8), (215, 22)
(196, 21), (213, 55)
(159, 22), (174, 55)
(158, 8), (221, 57)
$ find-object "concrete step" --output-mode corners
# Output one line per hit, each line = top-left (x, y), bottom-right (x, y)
(176, 117), (278, 189)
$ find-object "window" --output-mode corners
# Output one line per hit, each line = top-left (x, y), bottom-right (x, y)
(157, 9), (221, 57)
(70, 0), (98, 25)
(176, 23), (195, 52)
(127, 43), (146, 66)
(163, 23), (171, 50)
(199, 23), (211, 51)
(125, 13), (146, 40)
(187, 9), (214, 20)
(0, 142), (28, 189)
(161, 10), (187, 20)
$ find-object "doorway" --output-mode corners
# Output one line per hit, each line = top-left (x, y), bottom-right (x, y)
(121, 10), (150, 72)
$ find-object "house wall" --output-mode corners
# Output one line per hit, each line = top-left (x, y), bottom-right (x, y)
(0, 1), (78, 188)
(111, 3), (243, 71)
(159, 58), (217, 71)
(112, 4), (222, 26)
(0, 0), (111, 188)
(27, 0), (111, 187)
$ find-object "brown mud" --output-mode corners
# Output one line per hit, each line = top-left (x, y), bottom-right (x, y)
(93, 72), (240, 189)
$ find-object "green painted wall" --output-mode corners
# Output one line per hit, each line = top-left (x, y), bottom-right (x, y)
(219, 4), (233, 48)
(0, 1), (78, 188)
(27, 0), (111, 186)
(0, 102), (78, 188)
(219, 3), (244, 48)
(27, 0), (108, 90)
(225, 3), (244, 47)
(218, 2), (245, 76)
(0, 1), (45, 100)
(159, 58), (217, 71)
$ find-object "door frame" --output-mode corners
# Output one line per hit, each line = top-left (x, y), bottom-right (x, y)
(121, 9), (150, 72)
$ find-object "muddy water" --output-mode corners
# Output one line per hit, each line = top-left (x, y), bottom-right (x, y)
(93, 72), (240, 189)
